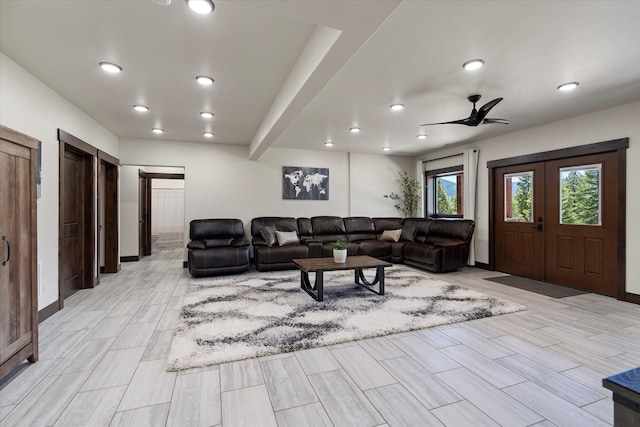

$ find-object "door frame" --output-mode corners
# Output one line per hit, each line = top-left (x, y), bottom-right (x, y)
(488, 137), (628, 300)
(138, 171), (185, 258)
(58, 130), (96, 310)
(98, 150), (120, 275)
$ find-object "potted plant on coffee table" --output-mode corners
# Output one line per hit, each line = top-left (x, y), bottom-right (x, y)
(330, 240), (347, 263)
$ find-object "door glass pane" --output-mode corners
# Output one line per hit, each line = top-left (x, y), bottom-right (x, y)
(560, 164), (601, 225)
(504, 172), (533, 222)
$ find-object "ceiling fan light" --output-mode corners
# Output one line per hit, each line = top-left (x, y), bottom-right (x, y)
(349, 127), (361, 133)
(196, 75), (214, 86)
(390, 104), (404, 111)
(463, 59), (485, 71)
(99, 62), (122, 73)
(417, 134), (427, 140)
(200, 111), (214, 119)
(557, 82), (579, 91)
(186, 0), (214, 14)
(133, 105), (149, 112)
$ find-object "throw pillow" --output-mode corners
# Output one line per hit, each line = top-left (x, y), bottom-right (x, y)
(276, 230), (299, 246)
(380, 229), (402, 242)
(400, 225), (417, 242)
(260, 225), (278, 247)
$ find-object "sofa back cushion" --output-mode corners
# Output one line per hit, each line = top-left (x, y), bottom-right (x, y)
(343, 217), (376, 242)
(310, 216), (346, 243)
(372, 217), (403, 232)
(251, 217), (299, 237)
(402, 218), (432, 242)
(190, 219), (244, 240)
(297, 218), (313, 240)
(426, 219), (475, 243)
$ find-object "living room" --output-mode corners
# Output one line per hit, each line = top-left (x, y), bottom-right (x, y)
(1, 1), (640, 426)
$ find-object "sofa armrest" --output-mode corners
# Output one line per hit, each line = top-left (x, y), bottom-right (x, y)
(187, 240), (206, 250)
(231, 238), (250, 248)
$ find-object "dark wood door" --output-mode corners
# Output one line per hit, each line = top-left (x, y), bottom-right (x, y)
(62, 150), (85, 298)
(0, 149), (16, 357)
(494, 162), (545, 280)
(138, 171), (151, 257)
(544, 152), (618, 295)
(493, 152), (619, 296)
(102, 161), (119, 273)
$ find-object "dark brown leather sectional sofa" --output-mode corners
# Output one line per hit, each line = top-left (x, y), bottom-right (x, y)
(250, 216), (475, 273)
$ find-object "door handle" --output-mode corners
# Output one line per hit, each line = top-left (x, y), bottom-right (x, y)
(2, 236), (10, 266)
(530, 224), (543, 231)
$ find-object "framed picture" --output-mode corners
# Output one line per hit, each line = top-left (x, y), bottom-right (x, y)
(282, 166), (329, 200)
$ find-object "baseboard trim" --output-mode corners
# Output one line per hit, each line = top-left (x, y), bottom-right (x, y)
(120, 256), (139, 262)
(624, 292), (640, 305)
(473, 262), (491, 270)
(38, 301), (59, 323)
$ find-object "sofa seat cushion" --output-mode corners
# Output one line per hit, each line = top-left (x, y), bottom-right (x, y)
(256, 245), (309, 264)
(357, 240), (391, 258)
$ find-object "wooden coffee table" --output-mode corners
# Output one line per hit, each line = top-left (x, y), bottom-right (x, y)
(292, 255), (392, 302)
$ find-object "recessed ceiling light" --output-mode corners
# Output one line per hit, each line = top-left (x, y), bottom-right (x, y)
(417, 134), (427, 140)
(98, 62), (122, 73)
(186, 0), (214, 14)
(195, 75), (214, 86)
(557, 82), (579, 91)
(200, 111), (214, 119)
(133, 105), (149, 112)
(152, 128), (164, 134)
(462, 59), (485, 71)
(324, 141), (334, 147)
(349, 127), (361, 133)
(382, 146), (391, 151)
(390, 104), (404, 111)
(203, 132), (214, 138)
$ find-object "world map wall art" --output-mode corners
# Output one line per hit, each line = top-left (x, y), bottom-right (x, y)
(282, 166), (329, 200)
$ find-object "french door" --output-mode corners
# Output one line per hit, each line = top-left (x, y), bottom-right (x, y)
(493, 151), (619, 296)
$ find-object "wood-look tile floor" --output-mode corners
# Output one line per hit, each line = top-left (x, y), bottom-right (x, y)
(2, 248), (638, 426)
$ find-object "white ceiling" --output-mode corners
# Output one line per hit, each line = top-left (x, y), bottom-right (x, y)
(1, 0), (639, 158)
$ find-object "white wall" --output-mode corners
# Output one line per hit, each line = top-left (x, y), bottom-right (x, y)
(416, 101), (640, 294)
(0, 52), (119, 310)
(349, 153), (417, 217)
(118, 139), (416, 258)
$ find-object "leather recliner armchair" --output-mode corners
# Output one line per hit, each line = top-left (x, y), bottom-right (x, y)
(187, 219), (251, 277)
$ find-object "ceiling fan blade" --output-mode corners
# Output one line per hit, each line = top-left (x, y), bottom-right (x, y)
(483, 118), (509, 125)
(420, 118), (470, 126)
(476, 98), (503, 122)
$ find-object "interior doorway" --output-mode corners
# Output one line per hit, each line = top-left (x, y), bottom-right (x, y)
(58, 130), (95, 308)
(98, 151), (120, 276)
(489, 139), (628, 298)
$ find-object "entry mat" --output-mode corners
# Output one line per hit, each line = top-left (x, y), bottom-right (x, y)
(484, 275), (589, 299)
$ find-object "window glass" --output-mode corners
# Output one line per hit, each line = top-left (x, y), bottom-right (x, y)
(560, 164), (601, 225)
(504, 172), (533, 222)
(434, 173), (463, 216)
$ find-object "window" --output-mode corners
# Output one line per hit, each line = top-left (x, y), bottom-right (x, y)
(504, 172), (533, 222)
(559, 164), (601, 225)
(425, 166), (463, 218)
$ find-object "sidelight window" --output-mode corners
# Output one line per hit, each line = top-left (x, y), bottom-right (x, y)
(504, 172), (533, 222)
(559, 164), (601, 225)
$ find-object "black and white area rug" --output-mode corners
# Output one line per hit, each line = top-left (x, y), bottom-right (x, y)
(167, 266), (525, 371)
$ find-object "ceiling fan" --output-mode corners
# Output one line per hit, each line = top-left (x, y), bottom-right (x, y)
(421, 95), (509, 127)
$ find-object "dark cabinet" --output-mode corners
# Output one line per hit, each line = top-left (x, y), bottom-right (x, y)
(0, 125), (38, 379)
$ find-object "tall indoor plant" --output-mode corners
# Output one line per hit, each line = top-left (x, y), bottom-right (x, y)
(384, 171), (422, 217)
